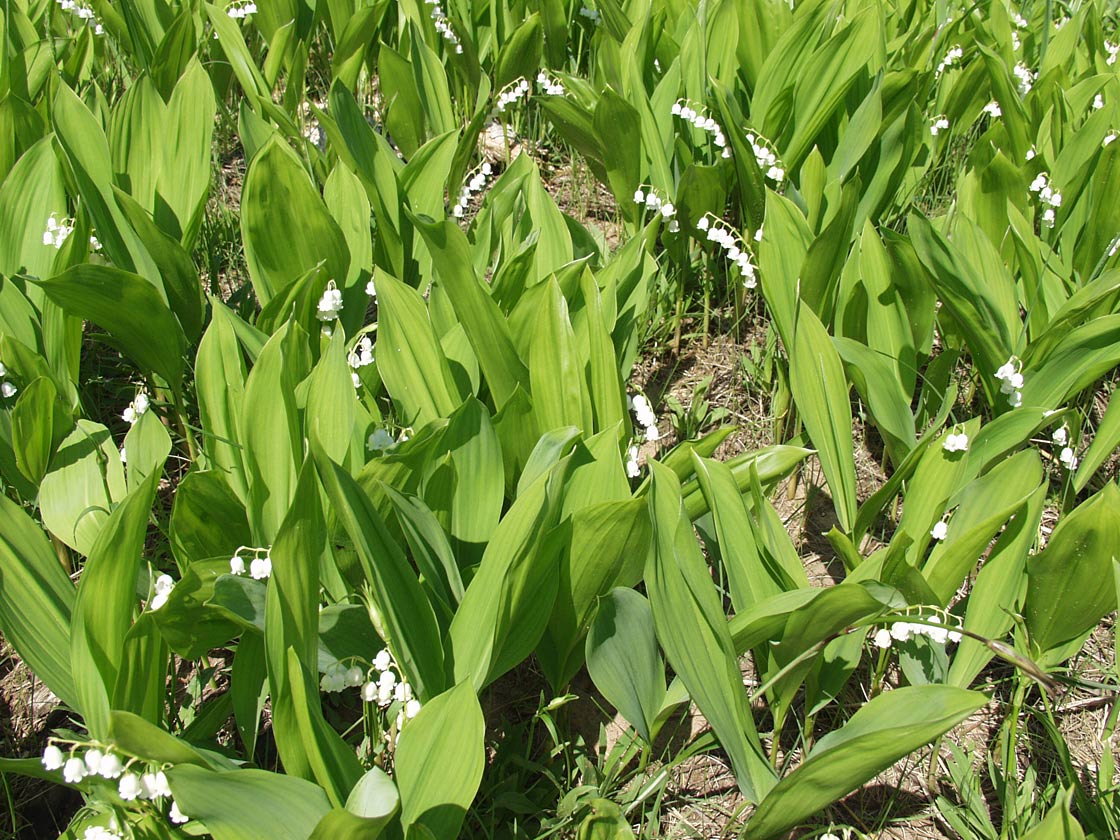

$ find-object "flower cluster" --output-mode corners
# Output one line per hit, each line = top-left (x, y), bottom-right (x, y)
(321, 660), (367, 693)
(982, 100), (1002, 118)
(496, 78), (530, 112)
(995, 356), (1024, 406)
(122, 392), (150, 425)
(632, 187), (678, 231)
(578, 6), (601, 24)
(625, 445), (642, 478)
(452, 162), (494, 218)
(628, 393), (660, 443)
(424, 0), (463, 53)
(348, 335), (375, 388)
(936, 44), (963, 77)
(56, 0), (105, 34)
(696, 215), (758, 288)
(745, 131), (784, 182)
(361, 648), (422, 732)
(1029, 171), (1062, 228)
(871, 609), (963, 650)
(929, 115), (949, 136)
(1053, 426), (1078, 470)
(229, 545), (272, 580)
(1093, 93), (1105, 110)
(42, 742), (189, 828)
(671, 100), (731, 158)
(226, 0), (257, 18)
(1107, 40), (1119, 66)
(316, 280), (344, 322)
(1014, 63), (1036, 95)
(535, 70), (565, 96)
(43, 214), (75, 249)
(942, 426), (969, 452)
(0, 363), (16, 400)
(367, 428), (396, 451)
(149, 574), (175, 611)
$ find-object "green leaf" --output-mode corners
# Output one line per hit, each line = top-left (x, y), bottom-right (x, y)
(448, 459), (569, 690)
(167, 764), (332, 840)
(586, 588), (665, 743)
(71, 472), (160, 738)
(242, 319), (310, 543)
(539, 497), (650, 689)
(1024, 484), (1120, 653)
(495, 14), (543, 89)
(241, 136), (350, 306)
(396, 681), (485, 840)
(107, 711), (214, 769)
(0, 134), (66, 281)
(593, 90), (642, 223)
(169, 470), (251, 572)
(744, 686), (986, 838)
(789, 302), (857, 532)
(374, 270), (462, 427)
(530, 277), (590, 433)
(646, 462), (775, 803)
(411, 216), (529, 410)
(39, 420), (127, 556)
(51, 84), (159, 282)
(0, 493), (77, 710)
(122, 408), (171, 490)
(1075, 385), (1120, 493)
(11, 375), (65, 485)
(314, 448), (446, 700)
(195, 300), (249, 502)
(32, 264), (187, 392)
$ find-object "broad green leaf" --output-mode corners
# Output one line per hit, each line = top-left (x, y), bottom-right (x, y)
(743, 686), (987, 838)
(71, 472), (160, 738)
(789, 302), (857, 532)
(122, 408), (171, 490)
(169, 470), (251, 572)
(1075, 386), (1120, 493)
(0, 493), (77, 710)
(11, 375), (65, 485)
(168, 765), (331, 840)
(107, 711), (214, 769)
(646, 462), (775, 803)
(32, 264), (187, 392)
(692, 454), (790, 613)
(593, 89), (642, 223)
(39, 420), (127, 556)
(314, 448), (446, 700)
(396, 681), (485, 840)
(0, 135), (65, 281)
(242, 319), (310, 543)
(114, 188), (204, 343)
(448, 459), (569, 690)
(495, 14), (543, 88)
(375, 270), (462, 426)
(530, 277), (590, 433)
(411, 217), (528, 408)
(51, 84), (159, 282)
(195, 299), (249, 501)
(241, 136), (350, 306)
(586, 588), (665, 743)
(1024, 484), (1120, 653)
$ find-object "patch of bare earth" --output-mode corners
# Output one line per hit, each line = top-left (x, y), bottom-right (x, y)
(1, 640), (80, 837)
